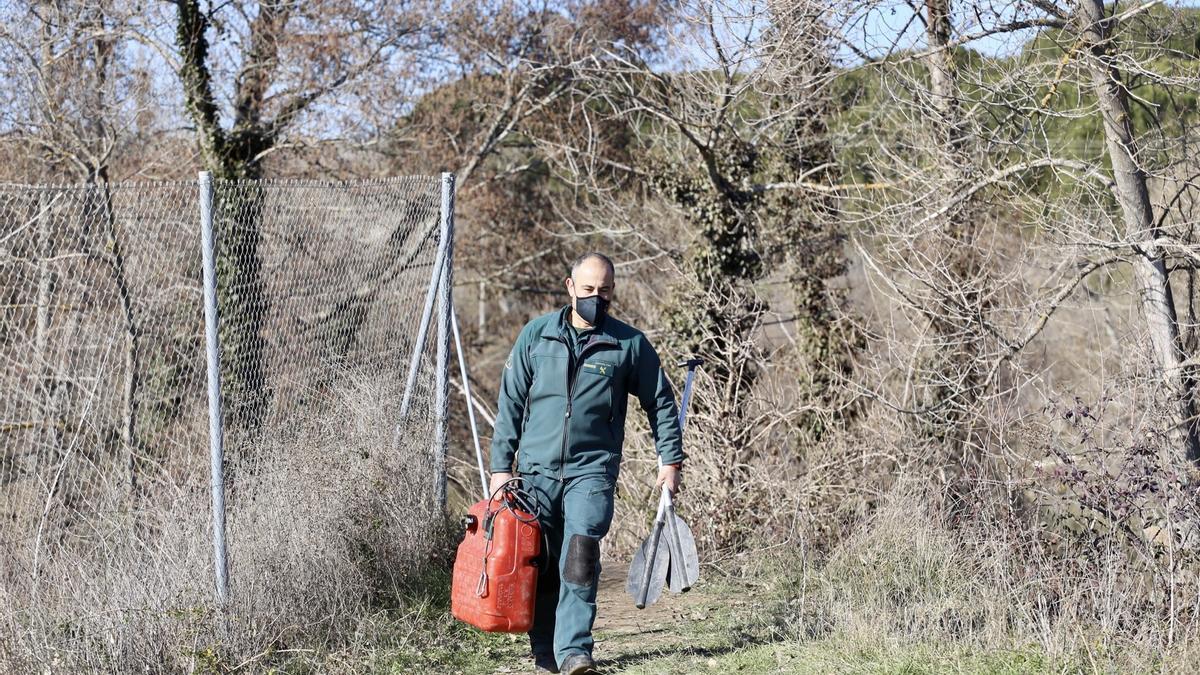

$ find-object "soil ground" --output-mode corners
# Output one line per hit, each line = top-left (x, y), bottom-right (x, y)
(502, 560), (767, 674)
(592, 561), (716, 665)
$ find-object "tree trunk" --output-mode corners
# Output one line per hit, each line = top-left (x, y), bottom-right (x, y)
(479, 279), (486, 332)
(93, 179), (142, 493)
(1079, 0), (1200, 462)
(176, 0), (271, 437)
(33, 191), (53, 475)
(925, 0), (962, 155)
(921, 0), (986, 454)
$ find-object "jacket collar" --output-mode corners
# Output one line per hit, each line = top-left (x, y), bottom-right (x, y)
(540, 305), (618, 348)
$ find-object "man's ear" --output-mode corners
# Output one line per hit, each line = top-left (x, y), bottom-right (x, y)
(565, 276), (574, 296)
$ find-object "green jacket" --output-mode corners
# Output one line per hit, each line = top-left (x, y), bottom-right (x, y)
(490, 306), (684, 480)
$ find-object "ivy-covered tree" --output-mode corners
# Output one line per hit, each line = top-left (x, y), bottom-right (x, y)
(556, 0), (857, 547)
(172, 0), (429, 436)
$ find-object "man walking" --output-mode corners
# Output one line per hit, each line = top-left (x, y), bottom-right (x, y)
(489, 252), (684, 675)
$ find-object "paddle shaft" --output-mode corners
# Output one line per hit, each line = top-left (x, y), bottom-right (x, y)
(660, 359), (702, 593)
(677, 358), (702, 431)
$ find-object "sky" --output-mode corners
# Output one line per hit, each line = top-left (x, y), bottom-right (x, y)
(663, 0), (1200, 74)
(7, 1), (1197, 142)
(852, 0), (1200, 60)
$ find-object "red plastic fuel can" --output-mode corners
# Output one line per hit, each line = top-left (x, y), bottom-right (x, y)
(451, 495), (541, 632)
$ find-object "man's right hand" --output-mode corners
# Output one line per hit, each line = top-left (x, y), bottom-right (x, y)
(489, 472), (513, 497)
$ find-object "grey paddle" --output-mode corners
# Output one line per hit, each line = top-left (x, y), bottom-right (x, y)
(628, 485), (672, 608)
(627, 358), (703, 607)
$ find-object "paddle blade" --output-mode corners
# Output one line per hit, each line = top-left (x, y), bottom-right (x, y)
(665, 514), (700, 593)
(626, 533), (669, 607)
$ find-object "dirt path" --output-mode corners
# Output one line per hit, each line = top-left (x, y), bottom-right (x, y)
(504, 560), (758, 674)
(593, 560), (705, 650)
(589, 560), (732, 673)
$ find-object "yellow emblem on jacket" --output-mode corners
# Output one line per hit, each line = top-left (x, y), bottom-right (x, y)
(583, 361), (613, 377)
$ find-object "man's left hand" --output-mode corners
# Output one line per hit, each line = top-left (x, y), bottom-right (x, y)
(656, 464), (682, 495)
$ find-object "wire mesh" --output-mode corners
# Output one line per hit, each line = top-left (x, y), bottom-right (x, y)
(1, 181), (204, 540)
(0, 176), (446, 664)
(207, 178), (444, 463)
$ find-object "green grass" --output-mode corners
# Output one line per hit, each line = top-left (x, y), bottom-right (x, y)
(252, 560), (1117, 674)
(593, 575), (1059, 675)
(660, 640), (1054, 675)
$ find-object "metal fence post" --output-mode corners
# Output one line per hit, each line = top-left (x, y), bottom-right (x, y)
(398, 196), (452, 423)
(199, 171), (229, 604)
(434, 172), (455, 510)
(452, 303), (487, 499)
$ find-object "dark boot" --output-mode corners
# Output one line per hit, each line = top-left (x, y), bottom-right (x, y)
(559, 653), (598, 675)
(531, 651), (559, 673)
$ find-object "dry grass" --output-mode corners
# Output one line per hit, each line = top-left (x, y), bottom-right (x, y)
(0, 373), (450, 672)
(741, 469), (1200, 673)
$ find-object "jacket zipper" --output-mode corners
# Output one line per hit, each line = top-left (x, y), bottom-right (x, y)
(554, 334), (613, 481)
(556, 336), (574, 482)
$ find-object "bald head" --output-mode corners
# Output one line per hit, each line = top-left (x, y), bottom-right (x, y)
(571, 252), (615, 280)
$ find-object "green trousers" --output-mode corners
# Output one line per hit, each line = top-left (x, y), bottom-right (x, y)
(521, 471), (616, 666)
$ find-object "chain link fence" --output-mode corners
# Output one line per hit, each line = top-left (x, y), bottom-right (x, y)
(0, 175), (452, 668)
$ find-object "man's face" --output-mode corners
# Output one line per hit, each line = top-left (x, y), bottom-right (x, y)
(566, 258), (615, 318)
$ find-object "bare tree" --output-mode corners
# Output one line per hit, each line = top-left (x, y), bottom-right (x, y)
(1075, 0), (1200, 460)
(166, 0), (433, 435)
(839, 0), (1200, 469)
(0, 1), (149, 493)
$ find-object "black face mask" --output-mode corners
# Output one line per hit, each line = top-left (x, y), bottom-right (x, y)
(574, 294), (609, 326)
